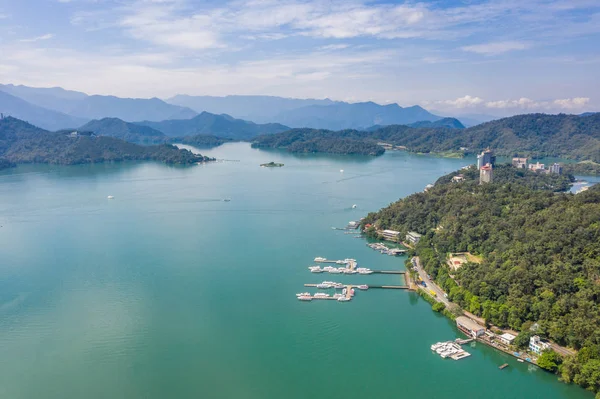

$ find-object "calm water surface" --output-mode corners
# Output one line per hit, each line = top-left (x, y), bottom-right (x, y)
(0, 143), (592, 398)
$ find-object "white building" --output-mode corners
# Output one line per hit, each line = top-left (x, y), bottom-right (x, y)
(405, 231), (422, 245)
(382, 230), (400, 241)
(529, 335), (551, 355)
(456, 316), (485, 338)
(498, 333), (516, 346)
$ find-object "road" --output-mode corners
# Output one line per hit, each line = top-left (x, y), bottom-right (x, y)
(412, 256), (450, 306)
(412, 257), (578, 357)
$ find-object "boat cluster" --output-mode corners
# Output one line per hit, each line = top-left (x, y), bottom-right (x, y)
(367, 243), (405, 256)
(296, 281), (366, 302)
(430, 341), (469, 359)
(308, 265), (373, 274)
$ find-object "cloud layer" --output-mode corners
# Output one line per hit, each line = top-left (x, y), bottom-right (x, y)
(0, 0), (597, 115)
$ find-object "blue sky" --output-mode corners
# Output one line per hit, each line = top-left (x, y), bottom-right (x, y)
(0, 0), (598, 116)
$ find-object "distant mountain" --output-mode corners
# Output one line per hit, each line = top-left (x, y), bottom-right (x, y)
(272, 102), (443, 130)
(0, 84), (197, 123)
(581, 112), (598, 117)
(439, 113), (499, 127)
(69, 96), (197, 122)
(166, 94), (337, 123)
(0, 116), (211, 166)
(79, 118), (166, 144)
(137, 111), (290, 140)
(408, 118), (465, 129)
(0, 84), (88, 114)
(0, 90), (88, 131)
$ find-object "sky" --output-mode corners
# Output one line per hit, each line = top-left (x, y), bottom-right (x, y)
(0, 0), (599, 116)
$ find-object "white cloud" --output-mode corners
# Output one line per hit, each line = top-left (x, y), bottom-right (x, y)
(318, 44), (350, 51)
(486, 98), (538, 109)
(553, 97), (590, 109)
(443, 95), (484, 108)
(432, 96), (592, 113)
(461, 41), (531, 55)
(19, 34), (54, 43)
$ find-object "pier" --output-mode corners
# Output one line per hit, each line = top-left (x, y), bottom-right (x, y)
(304, 283), (409, 290)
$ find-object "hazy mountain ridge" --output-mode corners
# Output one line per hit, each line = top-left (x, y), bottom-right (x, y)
(136, 111), (290, 140)
(272, 101), (443, 130)
(0, 90), (88, 131)
(166, 94), (338, 123)
(79, 118), (166, 144)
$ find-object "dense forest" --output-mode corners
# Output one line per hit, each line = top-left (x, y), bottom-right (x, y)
(176, 134), (233, 147)
(0, 117), (213, 166)
(253, 113), (600, 161)
(252, 128), (384, 155)
(362, 165), (600, 395)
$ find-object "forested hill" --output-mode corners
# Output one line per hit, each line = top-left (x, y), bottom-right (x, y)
(136, 111), (290, 140)
(362, 165), (600, 394)
(79, 118), (166, 144)
(0, 117), (212, 167)
(251, 128), (384, 156)
(253, 113), (600, 161)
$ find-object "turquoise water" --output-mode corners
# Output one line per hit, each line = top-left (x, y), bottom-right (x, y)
(0, 143), (592, 399)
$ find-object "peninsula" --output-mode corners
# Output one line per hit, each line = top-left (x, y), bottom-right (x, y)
(362, 163), (600, 396)
(0, 117), (214, 168)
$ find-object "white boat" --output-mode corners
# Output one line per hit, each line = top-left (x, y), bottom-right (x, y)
(336, 260), (346, 264)
(314, 293), (330, 298)
(333, 283), (344, 289)
(350, 289), (355, 296)
(340, 169), (344, 173)
(358, 270), (373, 274)
(357, 285), (369, 290)
(322, 281), (336, 285)
(296, 292), (311, 297)
(107, 195), (114, 199)
(342, 288), (347, 295)
(314, 257), (326, 262)
(517, 359), (524, 363)
(337, 297), (351, 302)
(328, 269), (342, 274)
(352, 204), (357, 209)
(316, 284), (331, 289)
(343, 269), (357, 274)
(298, 296), (312, 301)
(333, 293), (344, 299)
(310, 269), (323, 273)
(323, 266), (334, 271)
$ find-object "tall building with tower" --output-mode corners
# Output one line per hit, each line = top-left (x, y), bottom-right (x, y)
(477, 149), (496, 169)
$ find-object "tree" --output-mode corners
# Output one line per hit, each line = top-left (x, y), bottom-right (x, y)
(513, 331), (534, 350)
(432, 302), (446, 312)
(538, 350), (562, 373)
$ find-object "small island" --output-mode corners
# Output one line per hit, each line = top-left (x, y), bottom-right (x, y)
(260, 162), (284, 167)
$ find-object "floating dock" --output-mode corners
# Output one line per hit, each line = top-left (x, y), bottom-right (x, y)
(499, 363), (509, 370)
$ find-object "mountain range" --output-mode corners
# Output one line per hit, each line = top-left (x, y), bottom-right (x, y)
(168, 95), (444, 130)
(0, 84), (197, 127)
(1, 83), (454, 132)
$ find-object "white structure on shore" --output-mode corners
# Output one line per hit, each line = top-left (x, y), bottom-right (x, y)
(529, 335), (551, 355)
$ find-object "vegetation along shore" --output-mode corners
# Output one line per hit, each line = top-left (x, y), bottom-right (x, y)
(362, 163), (600, 397)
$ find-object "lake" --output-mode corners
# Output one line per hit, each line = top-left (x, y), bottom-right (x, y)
(0, 143), (592, 399)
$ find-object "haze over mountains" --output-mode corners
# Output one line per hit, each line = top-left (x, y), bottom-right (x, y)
(1, 83), (452, 133)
